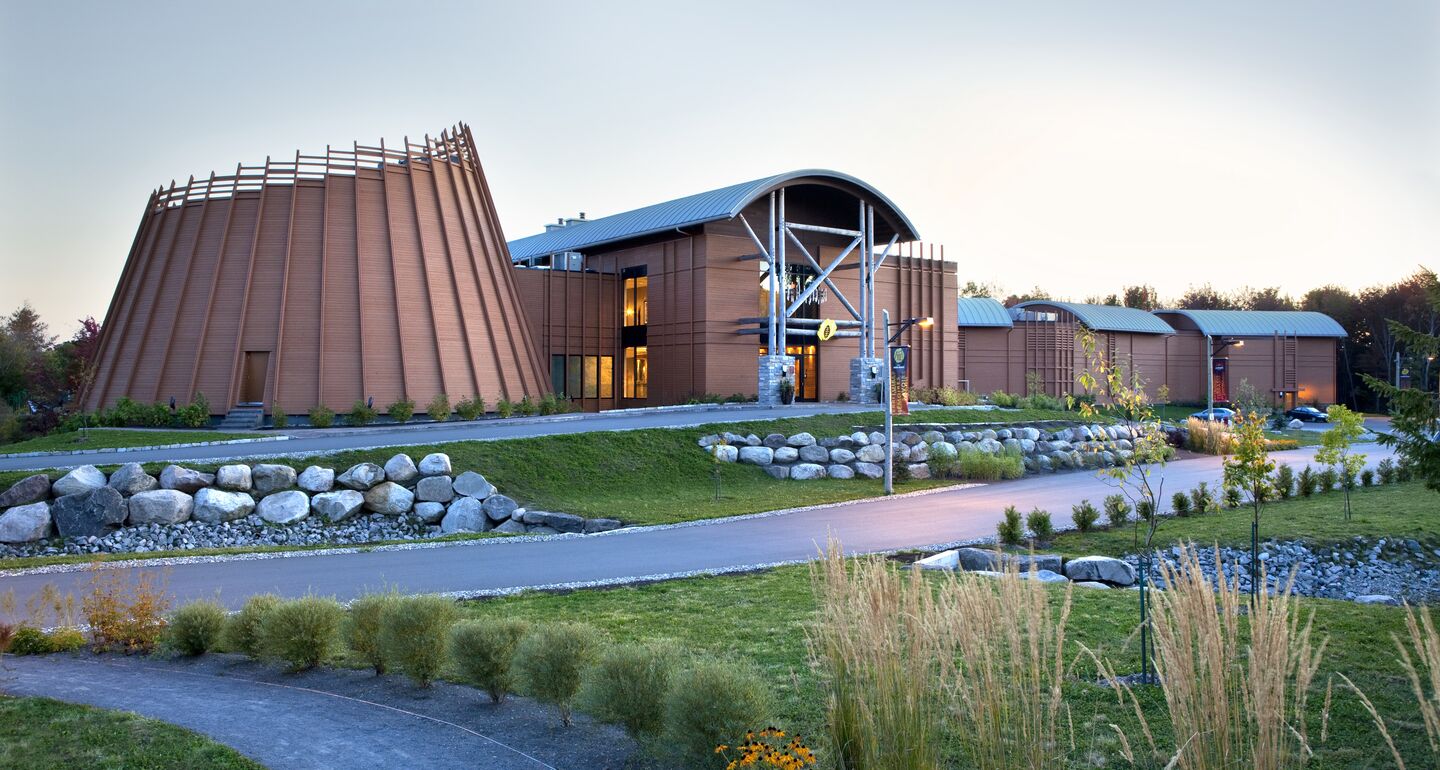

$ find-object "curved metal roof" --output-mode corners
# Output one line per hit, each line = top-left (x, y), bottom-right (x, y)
(1012, 300), (1176, 335)
(507, 169), (921, 261)
(955, 297), (1013, 327)
(1152, 309), (1347, 338)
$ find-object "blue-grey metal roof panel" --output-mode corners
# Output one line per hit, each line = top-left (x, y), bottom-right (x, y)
(1012, 301), (1176, 335)
(955, 297), (1013, 327)
(1152, 309), (1347, 338)
(506, 169), (921, 261)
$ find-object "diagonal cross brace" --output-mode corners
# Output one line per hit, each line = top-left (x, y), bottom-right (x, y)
(784, 227), (862, 319)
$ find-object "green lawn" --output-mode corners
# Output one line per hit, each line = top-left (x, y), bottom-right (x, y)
(0, 696), (262, 769)
(0, 429), (257, 456)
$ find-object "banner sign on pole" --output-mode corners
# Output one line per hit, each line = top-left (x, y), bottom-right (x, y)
(889, 345), (910, 416)
(1212, 358), (1229, 403)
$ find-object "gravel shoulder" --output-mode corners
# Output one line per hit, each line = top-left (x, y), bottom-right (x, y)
(0, 652), (636, 770)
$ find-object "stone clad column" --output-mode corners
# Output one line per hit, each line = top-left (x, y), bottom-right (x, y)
(757, 355), (796, 406)
(850, 356), (884, 404)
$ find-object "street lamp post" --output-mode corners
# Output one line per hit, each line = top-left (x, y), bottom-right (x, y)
(882, 310), (934, 495)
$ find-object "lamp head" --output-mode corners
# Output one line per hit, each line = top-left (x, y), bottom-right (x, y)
(917, 317), (935, 331)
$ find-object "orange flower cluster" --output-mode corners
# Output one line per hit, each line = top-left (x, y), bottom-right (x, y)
(715, 728), (817, 770)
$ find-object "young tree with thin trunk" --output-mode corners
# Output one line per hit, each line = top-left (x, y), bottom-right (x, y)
(1222, 410), (1274, 603)
(1314, 405), (1368, 520)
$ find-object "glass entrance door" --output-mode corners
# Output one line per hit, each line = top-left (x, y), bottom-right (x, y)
(760, 344), (819, 402)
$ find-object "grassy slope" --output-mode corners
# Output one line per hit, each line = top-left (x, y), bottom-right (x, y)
(0, 695), (263, 769)
(0, 429), (256, 456)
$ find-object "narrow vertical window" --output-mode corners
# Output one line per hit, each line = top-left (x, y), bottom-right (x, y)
(584, 355), (599, 398)
(624, 346), (648, 399)
(624, 273), (649, 327)
(550, 355), (566, 398)
(599, 355), (614, 398)
(567, 354), (582, 400)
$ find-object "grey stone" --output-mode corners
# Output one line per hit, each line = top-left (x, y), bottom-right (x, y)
(418, 453), (452, 477)
(51, 487), (128, 538)
(384, 454), (419, 483)
(413, 501), (446, 524)
(763, 433), (788, 448)
(849, 431), (871, 446)
(257, 490), (310, 524)
(976, 438), (1002, 455)
(363, 482), (414, 515)
(53, 465), (107, 497)
(583, 518), (624, 533)
(159, 465), (214, 494)
(1021, 569), (1070, 584)
(416, 475), (455, 503)
(786, 432), (817, 447)
(297, 466), (335, 493)
(980, 429), (998, 441)
(790, 463), (826, 480)
(128, 489), (193, 525)
(1074, 581), (1111, 589)
(697, 434), (723, 448)
(453, 471), (496, 499)
(711, 445), (739, 463)
(311, 490), (365, 523)
(906, 463), (931, 479)
(773, 447), (799, 463)
(0, 501), (52, 542)
(899, 431), (923, 446)
(920, 430), (945, 444)
(763, 465), (790, 480)
(0, 474), (52, 508)
(914, 549), (960, 571)
(827, 464), (855, 479)
(745, 434), (761, 446)
(853, 462), (883, 479)
(527, 525), (560, 535)
(892, 443), (912, 462)
(441, 498), (487, 533)
(1355, 594), (1399, 606)
(855, 444), (886, 463)
(829, 448), (856, 464)
(799, 445), (830, 463)
(996, 429), (1013, 440)
(1013, 553), (1064, 573)
(252, 464), (297, 495)
(909, 443), (930, 462)
(481, 494), (519, 521)
(1062, 555), (1137, 587)
(868, 431), (886, 446)
(192, 488), (256, 524)
(338, 463), (386, 490)
(738, 446), (774, 466)
(956, 547), (1005, 571)
(538, 511), (586, 533)
(929, 442), (957, 460)
(108, 463), (159, 495)
(214, 464), (252, 492)
(490, 519), (527, 534)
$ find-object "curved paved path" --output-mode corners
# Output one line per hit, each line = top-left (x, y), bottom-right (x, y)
(0, 444), (1394, 618)
(0, 653), (633, 769)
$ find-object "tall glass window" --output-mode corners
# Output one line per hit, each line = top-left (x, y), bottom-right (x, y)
(600, 355), (614, 398)
(624, 276), (648, 326)
(550, 355), (566, 397)
(623, 346), (648, 399)
(567, 354), (582, 400)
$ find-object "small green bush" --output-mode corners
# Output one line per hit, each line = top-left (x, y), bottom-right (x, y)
(9, 626), (53, 655)
(222, 593), (281, 657)
(165, 600), (227, 656)
(579, 641), (677, 739)
(515, 622), (601, 726)
(997, 505), (1024, 545)
(48, 627), (86, 652)
(378, 595), (458, 687)
(258, 595), (345, 671)
(517, 396), (537, 416)
(427, 394), (450, 422)
(1223, 486), (1242, 509)
(927, 442), (959, 479)
(496, 399), (514, 419)
(1377, 458), (1397, 485)
(1297, 466), (1318, 497)
(348, 400), (377, 427)
(1171, 491), (1192, 517)
(988, 390), (1019, 408)
(1025, 507), (1054, 544)
(1019, 392), (1065, 411)
(307, 406), (335, 429)
(1360, 468), (1375, 487)
(271, 407), (288, 429)
(662, 658), (771, 766)
(449, 618), (530, 703)
(145, 402), (172, 428)
(1273, 464), (1294, 499)
(1071, 500), (1099, 533)
(1317, 467), (1338, 493)
(1136, 498), (1156, 520)
(344, 592), (399, 675)
(1103, 494), (1131, 528)
(538, 394), (560, 415)
(1397, 458), (1416, 483)
(957, 447), (1024, 481)
(175, 393), (210, 428)
(1190, 482), (1215, 513)
(386, 399), (415, 424)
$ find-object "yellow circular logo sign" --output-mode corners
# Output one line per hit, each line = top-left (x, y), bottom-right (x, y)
(817, 319), (838, 342)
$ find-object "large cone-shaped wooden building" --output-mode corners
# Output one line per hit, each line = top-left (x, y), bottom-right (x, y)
(84, 124), (549, 416)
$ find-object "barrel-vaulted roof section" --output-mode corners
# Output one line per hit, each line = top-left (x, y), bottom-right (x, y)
(1013, 301), (1176, 335)
(955, 297), (1013, 327)
(507, 169), (921, 261)
(1153, 309), (1347, 338)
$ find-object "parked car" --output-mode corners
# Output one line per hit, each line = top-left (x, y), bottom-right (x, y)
(1285, 406), (1329, 423)
(1189, 407), (1236, 422)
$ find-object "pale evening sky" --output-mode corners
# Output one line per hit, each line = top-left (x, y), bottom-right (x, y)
(1, 0), (1435, 335)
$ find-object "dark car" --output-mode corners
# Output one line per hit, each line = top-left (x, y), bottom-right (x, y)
(1189, 407), (1236, 422)
(1285, 406), (1329, 423)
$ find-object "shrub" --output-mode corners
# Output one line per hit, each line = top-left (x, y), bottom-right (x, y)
(579, 641), (677, 739)
(1223, 486), (1243, 509)
(344, 591), (399, 675)
(426, 394), (450, 422)
(258, 595), (345, 671)
(515, 622), (601, 726)
(82, 564), (170, 654)
(927, 442), (959, 478)
(1377, 458), (1397, 485)
(663, 658), (771, 766)
(348, 400), (377, 427)
(1317, 467), (1338, 493)
(455, 396), (485, 421)
(1071, 500), (1099, 533)
(1264, 438), (1300, 451)
(1297, 466), (1318, 497)
(1360, 468), (1375, 487)
(1025, 507), (1054, 545)
(144, 402), (172, 428)
(175, 393), (210, 428)
(957, 447), (1024, 481)
(271, 407), (288, 429)
(223, 593), (281, 657)
(307, 406), (335, 429)
(1274, 464), (1295, 499)
(1171, 490), (1193, 517)
(9, 625), (53, 655)
(1019, 392), (1065, 411)
(1136, 498), (1156, 521)
(47, 627), (86, 652)
(378, 595), (458, 687)
(1397, 458), (1416, 483)
(165, 600), (227, 656)
(997, 505), (1024, 545)
(1104, 494), (1131, 528)
(1190, 481), (1215, 513)
(517, 396), (537, 416)
(496, 399), (514, 419)
(1185, 417), (1233, 455)
(988, 390), (1019, 408)
(386, 399), (415, 424)
(449, 618), (530, 703)
(538, 393), (560, 415)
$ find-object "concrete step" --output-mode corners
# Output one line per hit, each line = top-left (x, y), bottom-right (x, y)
(218, 405), (265, 431)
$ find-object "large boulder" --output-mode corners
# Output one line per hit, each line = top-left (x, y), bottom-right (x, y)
(522, 510), (586, 534)
(481, 494), (519, 522)
(363, 482), (414, 515)
(452, 471), (495, 500)
(827, 464), (855, 479)
(584, 518), (624, 534)
(914, 550), (960, 571)
(128, 489), (193, 525)
(257, 490), (309, 525)
(737, 446), (774, 466)
(53, 465), (107, 497)
(215, 464), (252, 492)
(906, 463), (931, 480)
(829, 448), (856, 464)
(51, 487), (128, 538)
(297, 466), (335, 493)
(799, 445), (830, 463)
(108, 463), (159, 496)
(1020, 569), (1070, 584)
(762, 433), (788, 448)
(849, 431), (871, 446)
(763, 465), (789, 480)
(252, 464), (297, 496)
(0, 502), (52, 543)
(159, 465), (214, 494)
(789, 463), (826, 480)
(0, 474), (52, 508)
(311, 490), (365, 523)
(853, 462), (883, 479)
(440, 497), (487, 534)
(192, 488), (256, 524)
(786, 432), (817, 447)
(383, 454), (418, 483)
(855, 444), (886, 463)
(418, 453), (452, 477)
(956, 547), (1004, 571)
(1062, 556), (1136, 587)
(337, 463), (386, 491)
(773, 447), (799, 463)
(413, 501), (446, 524)
(416, 476), (455, 503)
(490, 519), (527, 534)
(1013, 553), (1064, 573)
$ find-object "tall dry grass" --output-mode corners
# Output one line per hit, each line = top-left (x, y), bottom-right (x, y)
(808, 541), (1073, 770)
(1185, 418), (1235, 455)
(1347, 603), (1440, 768)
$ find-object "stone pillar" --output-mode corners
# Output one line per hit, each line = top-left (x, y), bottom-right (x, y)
(850, 356), (885, 404)
(758, 355), (797, 406)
